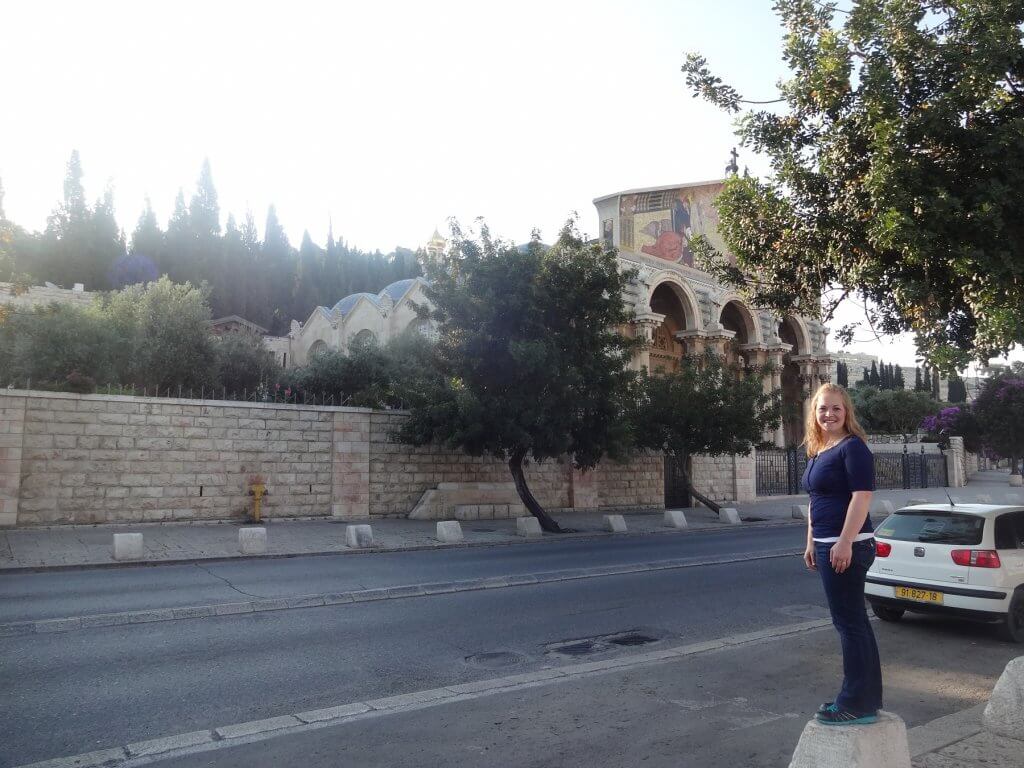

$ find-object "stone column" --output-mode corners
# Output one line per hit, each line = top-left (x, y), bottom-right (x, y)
(630, 312), (665, 371)
(569, 467), (599, 511)
(767, 348), (788, 447)
(675, 330), (707, 360)
(331, 410), (370, 519)
(0, 395), (26, 527)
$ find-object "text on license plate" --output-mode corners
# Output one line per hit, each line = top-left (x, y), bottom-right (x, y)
(895, 586), (943, 604)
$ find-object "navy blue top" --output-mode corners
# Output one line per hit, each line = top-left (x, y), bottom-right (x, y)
(802, 435), (875, 539)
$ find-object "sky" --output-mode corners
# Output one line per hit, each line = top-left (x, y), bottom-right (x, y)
(0, 0), (1015, 369)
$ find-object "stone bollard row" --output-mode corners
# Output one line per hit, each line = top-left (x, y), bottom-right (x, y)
(239, 527), (266, 554)
(436, 520), (463, 543)
(516, 517), (542, 538)
(345, 524), (374, 548)
(792, 504), (809, 521)
(664, 510), (688, 529)
(112, 533), (144, 561)
(603, 514), (627, 533)
(719, 507), (741, 525)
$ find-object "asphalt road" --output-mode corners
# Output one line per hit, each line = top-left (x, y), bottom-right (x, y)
(2, 527), (1019, 768)
(0, 525), (804, 623)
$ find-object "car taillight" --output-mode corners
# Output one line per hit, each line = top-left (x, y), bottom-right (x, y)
(876, 541), (891, 557)
(950, 549), (1002, 568)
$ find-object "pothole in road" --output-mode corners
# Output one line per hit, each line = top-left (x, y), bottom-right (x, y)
(465, 651), (525, 669)
(546, 630), (662, 657)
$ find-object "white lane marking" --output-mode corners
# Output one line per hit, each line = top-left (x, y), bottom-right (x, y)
(13, 618), (831, 768)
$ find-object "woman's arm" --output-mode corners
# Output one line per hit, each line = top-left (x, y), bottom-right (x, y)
(804, 500), (815, 570)
(830, 490), (873, 573)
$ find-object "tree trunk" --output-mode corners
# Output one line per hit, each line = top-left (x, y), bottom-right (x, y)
(1012, 454), (1021, 477)
(677, 454), (721, 513)
(509, 448), (566, 533)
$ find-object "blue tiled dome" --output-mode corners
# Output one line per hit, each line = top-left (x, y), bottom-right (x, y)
(332, 292), (380, 315)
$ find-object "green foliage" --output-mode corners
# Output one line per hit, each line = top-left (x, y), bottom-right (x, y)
(0, 302), (117, 387)
(630, 355), (781, 462)
(397, 220), (638, 469)
(684, 1), (1024, 369)
(864, 389), (940, 437)
(971, 369), (1024, 469)
(211, 333), (281, 395)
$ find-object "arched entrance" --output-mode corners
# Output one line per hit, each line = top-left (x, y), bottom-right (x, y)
(648, 283), (690, 373)
(778, 317), (807, 446)
(719, 300), (755, 368)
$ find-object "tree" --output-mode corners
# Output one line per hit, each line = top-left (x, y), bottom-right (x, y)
(683, 1), (1024, 369)
(836, 360), (848, 388)
(971, 369), (1024, 478)
(631, 355), (781, 511)
(894, 364), (905, 390)
(867, 389), (939, 438)
(860, 367), (870, 387)
(948, 372), (967, 403)
(212, 333), (280, 394)
(397, 221), (638, 533)
(914, 366), (923, 392)
(869, 360), (880, 387)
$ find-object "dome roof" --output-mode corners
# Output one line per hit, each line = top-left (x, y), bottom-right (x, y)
(332, 292), (380, 315)
(379, 278), (418, 303)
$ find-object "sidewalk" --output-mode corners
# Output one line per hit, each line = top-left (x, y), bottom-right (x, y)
(2, 472), (1018, 571)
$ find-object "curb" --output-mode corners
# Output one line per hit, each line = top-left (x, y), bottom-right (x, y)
(0, 548), (803, 637)
(0, 518), (803, 573)
(12, 617), (831, 768)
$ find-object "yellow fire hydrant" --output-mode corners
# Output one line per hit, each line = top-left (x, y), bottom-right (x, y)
(247, 477), (268, 523)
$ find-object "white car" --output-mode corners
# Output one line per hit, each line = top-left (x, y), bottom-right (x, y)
(865, 504), (1024, 643)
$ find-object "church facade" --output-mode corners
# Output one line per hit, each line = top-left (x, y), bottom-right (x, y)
(278, 179), (832, 446)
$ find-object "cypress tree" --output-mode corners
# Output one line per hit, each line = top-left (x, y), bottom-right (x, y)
(869, 360), (880, 387)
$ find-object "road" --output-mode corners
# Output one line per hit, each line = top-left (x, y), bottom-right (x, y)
(1, 525), (1019, 768)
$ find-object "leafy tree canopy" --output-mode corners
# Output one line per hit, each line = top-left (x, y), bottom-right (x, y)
(396, 221), (639, 532)
(683, 0), (1024, 370)
(630, 355), (781, 511)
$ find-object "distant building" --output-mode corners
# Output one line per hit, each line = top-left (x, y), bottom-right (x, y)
(0, 281), (95, 310)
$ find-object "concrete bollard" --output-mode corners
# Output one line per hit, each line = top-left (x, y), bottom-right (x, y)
(603, 514), (627, 533)
(975, 494), (993, 504)
(1011, 475), (1023, 487)
(516, 517), (542, 538)
(664, 510), (688, 529)
(788, 710), (911, 768)
(112, 533), (144, 561)
(719, 507), (741, 525)
(436, 520), (463, 544)
(238, 527), (267, 554)
(792, 504), (809, 521)
(982, 656), (1024, 740)
(345, 524), (374, 548)
(876, 500), (895, 515)
(909, 498), (928, 506)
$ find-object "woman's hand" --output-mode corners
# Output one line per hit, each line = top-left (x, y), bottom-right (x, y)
(830, 539), (853, 573)
(803, 544), (816, 571)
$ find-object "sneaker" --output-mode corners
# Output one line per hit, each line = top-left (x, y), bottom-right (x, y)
(816, 708), (878, 726)
(817, 702), (835, 714)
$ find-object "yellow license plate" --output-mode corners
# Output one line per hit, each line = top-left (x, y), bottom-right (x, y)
(895, 586), (944, 604)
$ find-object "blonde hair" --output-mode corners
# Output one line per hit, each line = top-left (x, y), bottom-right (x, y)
(804, 383), (867, 457)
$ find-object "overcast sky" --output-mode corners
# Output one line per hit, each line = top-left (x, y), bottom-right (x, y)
(0, 1), (1014, 368)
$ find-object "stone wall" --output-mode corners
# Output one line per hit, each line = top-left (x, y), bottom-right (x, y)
(1, 282), (96, 310)
(691, 453), (756, 503)
(0, 390), (664, 526)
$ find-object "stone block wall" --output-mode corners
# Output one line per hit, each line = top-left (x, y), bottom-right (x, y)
(1, 390), (665, 526)
(14, 391), (336, 525)
(691, 453), (756, 503)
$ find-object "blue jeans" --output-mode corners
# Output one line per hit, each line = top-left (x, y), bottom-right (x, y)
(815, 539), (883, 715)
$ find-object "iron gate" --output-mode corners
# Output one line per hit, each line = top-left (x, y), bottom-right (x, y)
(756, 445), (948, 496)
(664, 457), (691, 509)
(755, 447), (808, 496)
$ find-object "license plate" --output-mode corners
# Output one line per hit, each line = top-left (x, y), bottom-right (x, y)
(895, 586), (944, 604)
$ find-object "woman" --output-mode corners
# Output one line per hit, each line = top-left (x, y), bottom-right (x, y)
(802, 383), (882, 725)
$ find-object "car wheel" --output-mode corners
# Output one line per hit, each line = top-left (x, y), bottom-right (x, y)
(999, 592), (1024, 643)
(871, 603), (905, 622)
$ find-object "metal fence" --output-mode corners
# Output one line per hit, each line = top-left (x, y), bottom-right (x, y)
(756, 445), (948, 496)
(0, 379), (362, 407)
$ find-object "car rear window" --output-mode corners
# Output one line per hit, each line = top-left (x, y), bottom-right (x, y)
(875, 510), (985, 545)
